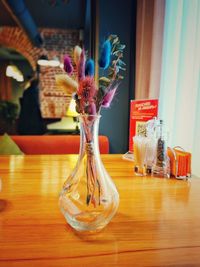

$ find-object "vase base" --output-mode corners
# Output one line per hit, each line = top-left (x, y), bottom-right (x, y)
(62, 210), (110, 232)
(59, 193), (118, 232)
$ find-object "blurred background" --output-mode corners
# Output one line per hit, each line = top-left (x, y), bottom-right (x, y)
(0, 0), (136, 153)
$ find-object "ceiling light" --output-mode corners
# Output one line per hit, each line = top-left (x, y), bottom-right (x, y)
(15, 74), (24, 82)
(48, 57), (60, 67)
(6, 65), (24, 82)
(6, 65), (13, 77)
(37, 54), (49, 66)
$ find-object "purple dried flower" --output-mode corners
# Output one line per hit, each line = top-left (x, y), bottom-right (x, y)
(87, 102), (97, 115)
(63, 55), (73, 74)
(78, 49), (86, 81)
(102, 87), (117, 108)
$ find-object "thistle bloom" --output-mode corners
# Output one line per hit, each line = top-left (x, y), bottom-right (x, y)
(98, 40), (111, 69)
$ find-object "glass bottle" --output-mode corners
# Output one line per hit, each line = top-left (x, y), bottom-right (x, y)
(133, 135), (148, 176)
(145, 118), (158, 174)
(59, 114), (119, 232)
(152, 120), (170, 178)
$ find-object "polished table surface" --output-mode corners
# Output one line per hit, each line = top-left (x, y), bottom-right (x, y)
(0, 154), (200, 267)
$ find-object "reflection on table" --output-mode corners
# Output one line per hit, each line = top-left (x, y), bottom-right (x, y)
(0, 154), (199, 267)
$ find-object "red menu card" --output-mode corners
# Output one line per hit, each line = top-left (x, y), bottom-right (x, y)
(129, 99), (159, 152)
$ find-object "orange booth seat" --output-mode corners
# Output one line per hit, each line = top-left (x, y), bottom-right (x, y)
(11, 135), (109, 154)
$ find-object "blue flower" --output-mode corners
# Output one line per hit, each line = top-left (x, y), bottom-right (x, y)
(85, 59), (95, 76)
(98, 40), (111, 69)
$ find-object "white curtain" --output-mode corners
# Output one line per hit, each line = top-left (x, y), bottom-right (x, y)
(149, 0), (165, 99)
(159, 0), (200, 176)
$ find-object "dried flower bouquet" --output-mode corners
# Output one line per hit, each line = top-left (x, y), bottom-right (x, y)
(56, 34), (126, 207)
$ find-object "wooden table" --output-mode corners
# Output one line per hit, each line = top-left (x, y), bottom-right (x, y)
(0, 154), (200, 266)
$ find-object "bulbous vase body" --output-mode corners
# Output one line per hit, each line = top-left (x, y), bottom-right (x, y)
(59, 115), (119, 232)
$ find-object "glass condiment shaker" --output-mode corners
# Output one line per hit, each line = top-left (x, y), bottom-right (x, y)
(151, 120), (170, 178)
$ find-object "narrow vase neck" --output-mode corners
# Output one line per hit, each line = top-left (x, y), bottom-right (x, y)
(79, 115), (101, 156)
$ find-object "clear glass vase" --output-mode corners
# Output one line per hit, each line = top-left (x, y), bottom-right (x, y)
(59, 114), (119, 232)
